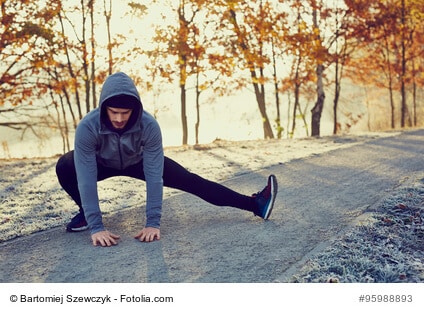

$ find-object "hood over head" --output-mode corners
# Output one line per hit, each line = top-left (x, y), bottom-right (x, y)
(99, 72), (143, 133)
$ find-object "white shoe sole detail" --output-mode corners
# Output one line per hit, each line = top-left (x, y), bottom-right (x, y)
(263, 175), (278, 220)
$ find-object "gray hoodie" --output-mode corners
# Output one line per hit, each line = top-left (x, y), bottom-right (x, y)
(74, 72), (164, 234)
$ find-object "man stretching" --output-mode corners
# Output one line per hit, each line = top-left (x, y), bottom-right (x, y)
(56, 72), (278, 247)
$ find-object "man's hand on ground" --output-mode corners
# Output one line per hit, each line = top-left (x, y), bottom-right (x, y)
(134, 227), (160, 242)
(91, 230), (120, 247)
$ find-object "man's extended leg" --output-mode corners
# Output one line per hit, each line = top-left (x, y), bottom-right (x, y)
(161, 156), (277, 218)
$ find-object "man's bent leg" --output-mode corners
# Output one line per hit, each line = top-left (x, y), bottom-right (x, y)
(56, 150), (83, 210)
(56, 151), (89, 231)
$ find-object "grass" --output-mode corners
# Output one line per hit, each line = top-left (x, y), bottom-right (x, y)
(289, 179), (424, 283)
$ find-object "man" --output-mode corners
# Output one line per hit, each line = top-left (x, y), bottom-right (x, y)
(56, 72), (278, 247)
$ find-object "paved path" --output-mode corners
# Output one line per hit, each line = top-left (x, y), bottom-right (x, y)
(1, 129), (423, 283)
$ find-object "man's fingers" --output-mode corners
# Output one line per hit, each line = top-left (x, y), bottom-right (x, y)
(134, 230), (147, 241)
(93, 237), (109, 247)
(92, 231), (120, 247)
(134, 228), (160, 242)
(151, 232), (160, 241)
(110, 233), (120, 240)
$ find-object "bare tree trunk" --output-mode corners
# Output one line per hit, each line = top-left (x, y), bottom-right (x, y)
(290, 51), (302, 138)
(58, 12), (83, 122)
(46, 73), (70, 153)
(178, 3), (188, 145)
(311, 63), (325, 137)
(286, 92), (291, 138)
(332, 8), (340, 135)
(104, 0), (113, 75)
(228, 7), (274, 139)
(311, 4), (325, 137)
(291, 84), (300, 137)
(58, 95), (71, 153)
(400, 0), (409, 128)
(81, 0), (91, 114)
(52, 96), (65, 154)
(195, 72), (200, 145)
(180, 83), (188, 145)
(251, 69), (274, 139)
(332, 49), (346, 134)
(382, 23), (396, 129)
(89, 0), (97, 108)
(412, 59), (417, 126)
(299, 101), (310, 137)
(271, 38), (282, 139)
(332, 24), (342, 134)
(333, 58), (340, 134)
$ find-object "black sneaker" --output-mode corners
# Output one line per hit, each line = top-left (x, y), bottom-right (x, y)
(252, 175), (278, 220)
(66, 212), (88, 232)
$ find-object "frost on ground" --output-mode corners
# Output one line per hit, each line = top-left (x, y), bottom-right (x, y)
(289, 178), (424, 283)
(1, 135), (371, 243)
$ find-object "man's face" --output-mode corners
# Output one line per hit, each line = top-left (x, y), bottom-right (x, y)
(106, 107), (133, 129)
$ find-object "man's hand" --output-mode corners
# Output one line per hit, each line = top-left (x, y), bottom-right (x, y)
(134, 227), (160, 242)
(91, 230), (120, 247)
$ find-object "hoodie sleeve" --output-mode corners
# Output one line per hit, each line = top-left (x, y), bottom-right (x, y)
(74, 121), (105, 234)
(142, 118), (164, 228)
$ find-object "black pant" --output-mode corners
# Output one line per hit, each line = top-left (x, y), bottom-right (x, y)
(55, 151), (254, 215)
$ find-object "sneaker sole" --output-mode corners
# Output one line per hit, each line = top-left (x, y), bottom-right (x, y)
(66, 225), (89, 232)
(263, 175), (278, 220)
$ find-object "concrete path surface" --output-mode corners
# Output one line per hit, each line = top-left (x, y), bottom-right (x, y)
(1, 129), (423, 283)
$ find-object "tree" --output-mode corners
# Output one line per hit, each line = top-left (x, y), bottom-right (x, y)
(271, 36), (283, 139)
(0, 0), (60, 136)
(103, 0), (113, 75)
(1, 0), (142, 156)
(0, 0), (58, 108)
(329, 0), (359, 134)
(310, 0), (326, 137)
(344, 0), (424, 129)
(176, 0), (191, 145)
(282, 0), (317, 137)
(219, 0), (276, 139)
(135, 0), (213, 145)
